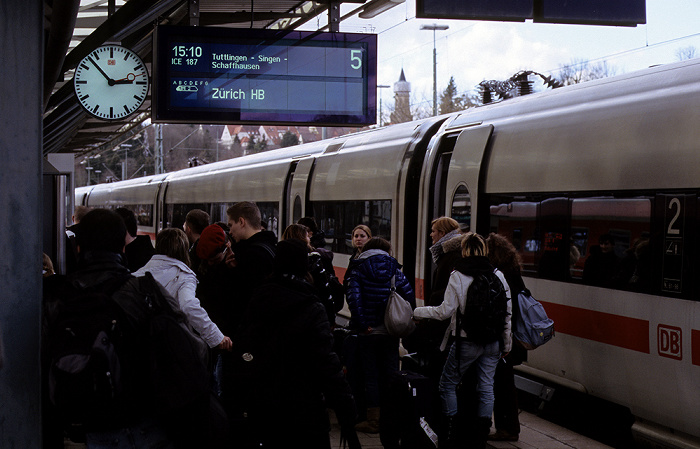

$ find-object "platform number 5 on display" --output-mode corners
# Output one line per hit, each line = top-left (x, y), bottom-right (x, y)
(74, 45), (150, 120)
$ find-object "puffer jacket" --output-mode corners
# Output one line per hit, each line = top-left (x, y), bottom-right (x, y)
(346, 249), (415, 330)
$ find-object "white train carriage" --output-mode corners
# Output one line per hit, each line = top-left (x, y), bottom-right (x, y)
(77, 58), (700, 448)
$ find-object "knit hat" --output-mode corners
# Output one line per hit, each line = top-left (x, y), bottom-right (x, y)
(197, 224), (227, 260)
(275, 239), (309, 277)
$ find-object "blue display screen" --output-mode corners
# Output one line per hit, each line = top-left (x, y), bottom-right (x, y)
(153, 26), (377, 126)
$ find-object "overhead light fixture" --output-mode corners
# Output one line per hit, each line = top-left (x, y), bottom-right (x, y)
(359, 0), (405, 19)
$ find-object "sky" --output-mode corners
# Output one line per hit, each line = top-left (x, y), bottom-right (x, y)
(297, 0), (700, 114)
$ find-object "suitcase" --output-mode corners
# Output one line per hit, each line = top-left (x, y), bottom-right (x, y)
(380, 370), (439, 449)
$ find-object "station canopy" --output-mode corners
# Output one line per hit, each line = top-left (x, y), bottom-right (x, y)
(43, 0), (383, 156)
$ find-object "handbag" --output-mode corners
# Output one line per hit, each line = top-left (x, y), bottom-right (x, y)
(384, 276), (416, 338)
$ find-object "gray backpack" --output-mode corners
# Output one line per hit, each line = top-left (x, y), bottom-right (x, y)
(513, 289), (554, 350)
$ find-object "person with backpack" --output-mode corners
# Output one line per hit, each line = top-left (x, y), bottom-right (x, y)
(42, 209), (211, 449)
(133, 228), (232, 351)
(282, 223), (344, 326)
(486, 233), (526, 442)
(412, 232), (512, 449)
(230, 239), (359, 448)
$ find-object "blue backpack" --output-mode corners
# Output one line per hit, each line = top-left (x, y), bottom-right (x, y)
(513, 289), (554, 350)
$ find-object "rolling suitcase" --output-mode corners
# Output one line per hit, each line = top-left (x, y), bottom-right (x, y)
(380, 370), (439, 449)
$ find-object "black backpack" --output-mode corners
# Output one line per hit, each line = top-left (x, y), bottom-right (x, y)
(137, 272), (210, 414)
(457, 271), (509, 345)
(47, 272), (210, 428)
(47, 274), (133, 427)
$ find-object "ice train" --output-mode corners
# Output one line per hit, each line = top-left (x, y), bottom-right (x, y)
(77, 58), (700, 448)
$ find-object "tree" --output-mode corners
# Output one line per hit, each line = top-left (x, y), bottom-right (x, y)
(246, 136), (258, 154)
(439, 77), (462, 114)
(254, 137), (268, 153)
(556, 59), (616, 86)
(439, 77), (478, 113)
(281, 130), (299, 147)
(676, 46), (697, 61)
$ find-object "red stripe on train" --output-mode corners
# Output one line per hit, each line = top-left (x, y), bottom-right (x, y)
(540, 301), (650, 354)
(692, 330), (700, 366)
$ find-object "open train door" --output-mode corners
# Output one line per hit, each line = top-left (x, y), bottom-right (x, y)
(420, 123), (493, 303)
(283, 156), (316, 228)
(443, 124), (494, 234)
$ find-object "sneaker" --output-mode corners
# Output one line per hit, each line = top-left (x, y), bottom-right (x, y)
(488, 430), (519, 441)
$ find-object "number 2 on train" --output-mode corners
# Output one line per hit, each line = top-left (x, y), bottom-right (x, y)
(667, 197), (681, 236)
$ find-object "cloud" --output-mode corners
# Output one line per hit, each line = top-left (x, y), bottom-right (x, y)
(377, 22), (570, 99)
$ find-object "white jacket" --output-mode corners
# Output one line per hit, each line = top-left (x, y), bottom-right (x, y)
(413, 268), (512, 352)
(134, 254), (225, 348)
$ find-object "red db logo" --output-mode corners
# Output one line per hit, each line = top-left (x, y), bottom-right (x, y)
(658, 325), (682, 360)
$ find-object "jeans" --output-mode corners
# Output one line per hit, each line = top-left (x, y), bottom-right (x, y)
(346, 332), (399, 409)
(86, 421), (173, 449)
(439, 339), (500, 418)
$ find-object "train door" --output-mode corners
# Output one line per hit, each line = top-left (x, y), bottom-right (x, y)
(443, 124), (494, 234)
(155, 180), (168, 232)
(283, 157), (316, 228)
(420, 124), (494, 301)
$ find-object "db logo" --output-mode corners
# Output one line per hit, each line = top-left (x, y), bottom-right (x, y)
(658, 325), (682, 360)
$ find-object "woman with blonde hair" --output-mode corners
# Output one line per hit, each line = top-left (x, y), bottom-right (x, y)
(410, 217), (463, 391)
(344, 224), (372, 288)
(413, 232), (511, 449)
(134, 228), (231, 350)
(350, 224), (372, 258)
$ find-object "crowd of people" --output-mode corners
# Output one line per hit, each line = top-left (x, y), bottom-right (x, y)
(43, 204), (527, 449)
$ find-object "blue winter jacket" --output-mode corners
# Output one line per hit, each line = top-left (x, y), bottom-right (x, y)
(346, 249), (416, 330)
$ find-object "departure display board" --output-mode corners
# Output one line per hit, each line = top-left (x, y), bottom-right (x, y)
(417, 0), (645, 26)
(153, 26), (377, 126)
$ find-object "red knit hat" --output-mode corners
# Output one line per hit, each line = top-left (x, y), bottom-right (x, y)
(197, 224), (227, 260)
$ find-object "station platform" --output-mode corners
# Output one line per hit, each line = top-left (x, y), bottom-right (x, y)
(330, 410), (614, 449)
(64, 409), (612, 448)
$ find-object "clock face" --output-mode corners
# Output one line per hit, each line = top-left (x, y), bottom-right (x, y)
(74, 45), (150, 120)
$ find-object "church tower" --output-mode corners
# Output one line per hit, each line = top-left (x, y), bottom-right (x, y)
(390, 69), (412, 124)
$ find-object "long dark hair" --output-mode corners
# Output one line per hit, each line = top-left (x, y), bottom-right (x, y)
(486, 233), (521, 273)
(155, 228), (192, 268)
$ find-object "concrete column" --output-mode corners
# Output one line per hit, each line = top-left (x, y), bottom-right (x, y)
(0, 1), (43, 448)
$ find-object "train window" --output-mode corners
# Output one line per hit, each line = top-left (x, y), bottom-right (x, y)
(312, 200), (392, 254)
(256, 202), (279, 237)
(167, 203), (209, 230)
(121, 204), (153, 228)
(489, 197), (540, 275)
(168, 201), (279, 237)
(489, 193), (657, 294)
(572, 197), (651, 290)
(450, 184), (471, 231)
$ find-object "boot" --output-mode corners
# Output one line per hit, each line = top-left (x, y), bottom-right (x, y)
(354, 407), (380, 433)
(440, 414), (458, 449)
(473, 417), (492, 449)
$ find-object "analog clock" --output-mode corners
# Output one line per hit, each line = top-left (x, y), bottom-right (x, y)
(74, 45), (150, 120)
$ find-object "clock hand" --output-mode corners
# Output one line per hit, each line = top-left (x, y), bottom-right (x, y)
(113, 73), (137, 84)
(89, 57), (115, 85)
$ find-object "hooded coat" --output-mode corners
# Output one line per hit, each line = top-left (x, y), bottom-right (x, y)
(413, 256), (512, 352)
(134, 255), (224, 348)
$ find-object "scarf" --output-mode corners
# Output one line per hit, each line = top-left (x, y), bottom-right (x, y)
(429, 229), (462, 263)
